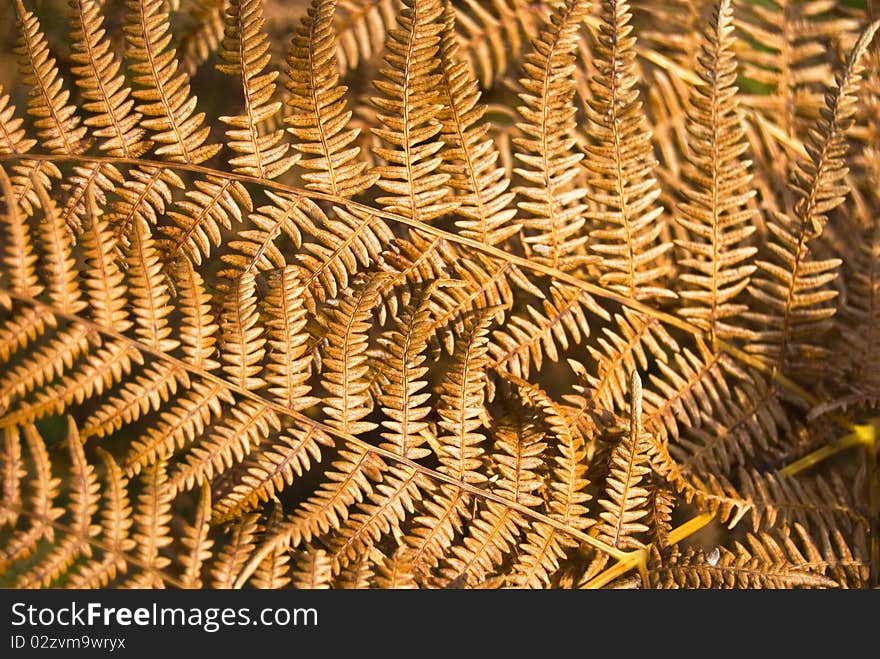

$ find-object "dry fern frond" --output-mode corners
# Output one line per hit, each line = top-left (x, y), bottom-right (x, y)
(125, 0), (220, 163)
(370, 0), (456, 223)
(583, 0), (674, 299)
(514, 0), (592, 271)
(217, 0), (298, 179)
(0, 0), (878, 592)
(286, 0), (378, 197)
(746, 21), (880, 376)
(673, 0), (757, 346)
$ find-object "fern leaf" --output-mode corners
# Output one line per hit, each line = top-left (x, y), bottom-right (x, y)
(296, 204), (394, 304)
(125, 0), (220, 163)
(0, 340), (141, 428)
(488, 282), (606, 380)
(69, 0), (151, 158)
(169, 400), (280, 493)
(405, 483), (470, 578)
(162, 176), (253, 265)
(320, 274), (389, 435)
(292, 546), (333, 589)
(585, 307), (679, 413)
(437, 499), (522, 588)
(178, 483), (213, 588)
(217, 0), (297, 178)
(0, 164), (42, 299)
(1, 426), (26, 527)
(261, 266), (316, 410)
(212, 422), (333, 522)
(125, 216), (178, 352)
(436, 308), (493, 484)
(371, 0), (456, 223)
(80, 364), (189, 440)
(674, 0), (757, 346)
(15, 0), (86, 154)
(68, 449), (134, 588)
(584, 0), (674, 299)
(210, 512), (260, 588)
(172, 256), (220, 371)
(34, 180), (86, 314)
(371, 547), (418, 588)
(646, 541), (837, 589)
(238, 446), (382, 577)
(513, 0), (591, 271)
(80, 192), (131, 333)
(219, 272), (267, 391)
(438, 3), (517, 246)
(335, 0), (397, 73)
(0, 424), (63, 571)
(329, 464), (425, 573)
(16, 419), (100, 588)
(0, 90), (57, 218)
(123, 380), (234, 476)
(596, 371), (654, 550)
(746, 22), (880, 375)
(286, 0), (378, 197)
(251, 501), (292, 588)
(376, 282), (437, 459)
(124, 459), (174, 587)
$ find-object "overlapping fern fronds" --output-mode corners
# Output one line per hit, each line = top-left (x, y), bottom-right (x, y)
(0, 0), (879, 590)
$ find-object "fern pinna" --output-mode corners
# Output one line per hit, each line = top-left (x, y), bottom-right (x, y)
(0, 0), (879, 589)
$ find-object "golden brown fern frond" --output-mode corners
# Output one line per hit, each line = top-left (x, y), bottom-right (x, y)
(584, 307), (679, 413)
(262, 266), (316, 410)
(436, 307), (493, 484)
(180, 0), (227, 75)
(320, 274), (389, 436)
(584, 0), (674, 300)
(285, 0), (378, 197)
(646, 533), (839, 589)
(217, 0), (298, 179)
(452, 0), (530, 90)
(292, 547), (333, 588)
(438, 2), (517, 246)
(513, 0), (591, 271)
(0, 91), (56, 218)
(0, 165), (41, 299)
(596, 371), (654, 550)
(1, 0), (878, 594)
(15, 0), (86, 155)
(69, 0), (151, 159)
(674, 0), (757, 347)
(746, 22), (880, 377)
(488, 282), (606, 380)
(212, 422), (333, 523)
(371, 0), (456, 223)
(14, 419), (99, 588)
(735, 0), (861, 137)
(334, 0), (398, 74)
(376, 281), (438, 459)
(125, 0), (220, 163)
(179, 483), (213, 588)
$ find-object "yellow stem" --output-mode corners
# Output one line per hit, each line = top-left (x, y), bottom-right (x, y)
(666, 512), (714, 546)
(779, 425), (874, 477)
(583, 550), (646, 589)
(586, 422), (877, 588)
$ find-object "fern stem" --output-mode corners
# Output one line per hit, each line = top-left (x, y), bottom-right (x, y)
(582, 549), (646, 589)
(665, 512), (714, 546)
(778, 428), (873, 477)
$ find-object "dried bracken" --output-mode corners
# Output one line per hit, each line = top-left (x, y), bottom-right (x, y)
(0, 0), (878, 590)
